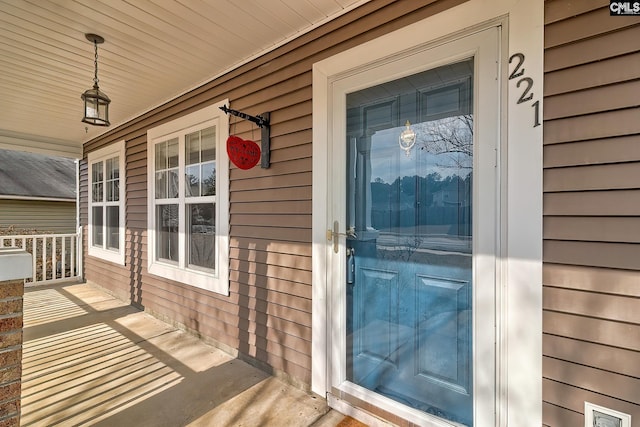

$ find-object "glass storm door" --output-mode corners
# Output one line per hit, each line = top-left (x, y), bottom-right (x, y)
(335, 28), (499, 426)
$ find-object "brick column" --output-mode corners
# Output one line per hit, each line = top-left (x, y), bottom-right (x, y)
(0, 279), (23, 427)
(0, 249), (31, 427)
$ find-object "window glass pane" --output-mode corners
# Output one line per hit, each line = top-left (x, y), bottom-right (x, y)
(167, 170), (179, 198)
(106, 206), (119, 250)
(185, 165), (200, 197)
(155, 141), (167, 170)
(187, 203), (215, 269)
(92, 162), (103, 202)
(106, 156), (119, 179)
(202, 162), (216, 196)
(92, 206), (103, 247)
(106, 177), (119, 202)
(155, 171), (167, 199)
(167, 138), (179, 168)
(92, 182), (103, 203)
(201, 126), (216, 162)
(156, 139), (179, 199)
(156, 204), (179, 263)
(105, 156), (119, 201)
(92, 161), (103, 183)
(186, 131), (200, 165)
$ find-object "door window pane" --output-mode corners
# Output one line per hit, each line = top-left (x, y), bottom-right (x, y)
(187, 203), (215, 269)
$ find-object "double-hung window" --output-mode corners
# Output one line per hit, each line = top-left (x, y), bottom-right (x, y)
(88, 140), (125, 265)
(147, 101), (229, 295)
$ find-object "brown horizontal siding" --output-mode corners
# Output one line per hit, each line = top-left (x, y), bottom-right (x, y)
(544, 7), (640, 48)
(544, 216), (640, 243)
(544, 240), (639, 287)
(230, 200), (312, 215)
(544, 334), (640, 378)
(544, 0), (606, 24)
(230, 172), (313, 192)
(543, 1), (640, 425)
(544, 24), (640, 72)
(542, 401), (582, 427)
(543, 135), (640, 168)
(543, 163), (640, 191)
(545, 357), (640, 410)
(544, 108), (640, 144)
(544, 52), (640, 96)
(545, 311), (640, 352)
(544, 79), (640, 120)
(543, 264), (640, 296)
(543, 379), (639, 424)
(544, 286), (640, 324)
(544, 190), (640, 216)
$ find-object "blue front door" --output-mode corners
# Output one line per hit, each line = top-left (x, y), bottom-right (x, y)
(345, 59), (474, 426)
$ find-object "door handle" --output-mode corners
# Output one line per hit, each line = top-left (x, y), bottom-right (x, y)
(326, 221), (357, 253)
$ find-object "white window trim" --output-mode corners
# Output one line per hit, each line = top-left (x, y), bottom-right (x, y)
(312, 1), (543, 426)
(146, 100), (229, 295)
(88, 140), (126, 265)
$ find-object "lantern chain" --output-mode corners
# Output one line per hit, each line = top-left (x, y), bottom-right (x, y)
(93, 40), (99, 87)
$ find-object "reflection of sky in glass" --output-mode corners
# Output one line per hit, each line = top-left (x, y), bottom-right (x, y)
(370, 115), (472, 184)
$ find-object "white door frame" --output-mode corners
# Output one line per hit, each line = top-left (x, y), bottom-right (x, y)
(312, 1), (543, 426)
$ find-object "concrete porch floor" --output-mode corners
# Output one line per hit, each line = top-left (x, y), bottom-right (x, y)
(20, 282), (357, 427)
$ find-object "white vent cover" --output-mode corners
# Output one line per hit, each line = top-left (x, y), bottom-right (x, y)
(585, 402), (631, 427)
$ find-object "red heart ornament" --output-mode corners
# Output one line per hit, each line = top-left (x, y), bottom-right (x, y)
(226, 135), (261, 170)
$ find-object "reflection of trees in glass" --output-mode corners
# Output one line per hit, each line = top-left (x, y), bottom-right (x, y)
(373, 173), (471, 207)
(370, 173), (472, 238)
(416, 114), (473, 170)
(186, 173), (198, 196)
(203, 171), (216, 196)
(185, 165), (215, 196)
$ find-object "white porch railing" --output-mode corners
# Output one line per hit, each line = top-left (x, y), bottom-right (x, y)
(1, 233), (82, 285)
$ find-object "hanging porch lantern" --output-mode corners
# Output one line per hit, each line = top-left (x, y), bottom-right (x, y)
(81, 33), (110, 127)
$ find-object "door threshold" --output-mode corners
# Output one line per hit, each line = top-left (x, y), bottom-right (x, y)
(329, 384), (468, 427)
(328, 393), (397, 427)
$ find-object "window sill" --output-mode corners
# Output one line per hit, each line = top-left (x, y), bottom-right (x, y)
(88, 246), (125, 265)
(148, 261), (228, 295)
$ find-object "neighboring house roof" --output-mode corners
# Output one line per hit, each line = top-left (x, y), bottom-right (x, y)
(0, 149), (76, 201)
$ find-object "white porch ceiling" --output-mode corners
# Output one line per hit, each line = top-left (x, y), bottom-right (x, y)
(0, 0), (368, 158)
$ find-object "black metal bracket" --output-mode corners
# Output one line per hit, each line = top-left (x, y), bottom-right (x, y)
(219, 105), (270, 168)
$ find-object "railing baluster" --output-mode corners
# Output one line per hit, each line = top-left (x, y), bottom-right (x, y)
(62, 237), (67, 279)
(70, 235), (76, 278)
(52, 236), (57, 280)
(31, 237), (36, 284)
(42, 237), (47, 283)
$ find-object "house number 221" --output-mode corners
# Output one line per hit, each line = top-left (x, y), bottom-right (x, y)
(509, 53), (541, 128)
